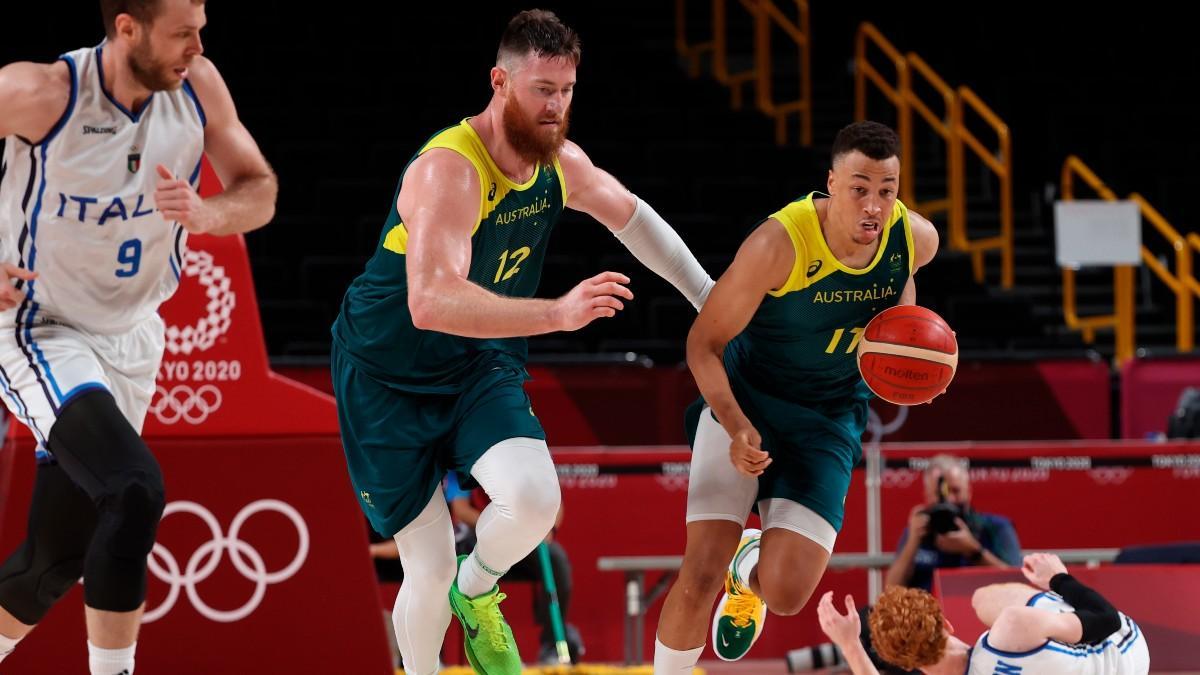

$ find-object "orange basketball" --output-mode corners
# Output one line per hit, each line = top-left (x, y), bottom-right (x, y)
(856, 305), (958, 405)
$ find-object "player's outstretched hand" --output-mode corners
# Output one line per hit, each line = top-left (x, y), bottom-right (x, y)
(1021, 552), (1068, 590)
(817, 591), (861, 649)
(0, 263), (36, 310)
(553, 271), (633, 331)
(155, 164), (218, 234)
(729, 425), (770, 477)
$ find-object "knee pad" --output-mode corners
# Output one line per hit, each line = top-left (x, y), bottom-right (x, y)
(0, 464), (96, 624)
(82, 468), (165, 611)
(97, 468), (166, 560)
(504, 463), (560, 530)
(0, 541), (87, 624)
(84, 467), (165, 612)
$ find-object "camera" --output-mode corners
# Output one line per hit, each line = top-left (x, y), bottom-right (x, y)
(924, 501), (963, 535)
(786, 642), (845, 672)
(920, 476), (967, 547)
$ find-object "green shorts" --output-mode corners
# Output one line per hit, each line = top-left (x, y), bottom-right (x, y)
(684, 375), (866, 532)
(332, 344), (545, 536)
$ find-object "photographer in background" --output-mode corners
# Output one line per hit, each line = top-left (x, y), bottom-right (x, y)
(885, 454), (1021, 591)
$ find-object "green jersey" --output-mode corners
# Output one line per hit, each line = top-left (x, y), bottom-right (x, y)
(333, 119), (567, 393)
(725, 192), (914, 412)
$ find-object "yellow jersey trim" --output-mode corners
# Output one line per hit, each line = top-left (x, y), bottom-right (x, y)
(382, 224), (408, 254)
(552, 157), (568, 206)
(901, 200), (915, 274)
(766, 193), (911, 296)
(766, 215), (806, 298)
(384, 119), (547, 255)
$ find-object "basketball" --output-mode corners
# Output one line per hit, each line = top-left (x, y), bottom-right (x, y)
(856, 305), (958, 405)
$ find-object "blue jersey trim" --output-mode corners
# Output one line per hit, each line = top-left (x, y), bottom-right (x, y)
(0, 363), (45, 444)
(1119, 621), (1141, 654)
(34, 55), (79, 146)
(96, 46), (153, 123)
(981, 634), (1050, 657)
(18, 144), (65, 409)
(188, 158), (203, 187)
(60, 382), (108, 409)
(1025, 591), (1047, 607)
(173, 224), (185, 271)
(182, 79), (207, 127)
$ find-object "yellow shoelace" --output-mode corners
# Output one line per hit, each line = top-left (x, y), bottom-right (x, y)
(473, 591), (511, 652)
(726, 590), (760, 629)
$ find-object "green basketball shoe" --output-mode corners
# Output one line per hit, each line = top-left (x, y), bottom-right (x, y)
(712, 528), (767, 661)
(448, 555), (522, 674)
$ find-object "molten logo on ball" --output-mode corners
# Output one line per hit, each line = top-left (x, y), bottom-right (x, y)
(882, 366), (930, 381)
(857, 305), (958, 405)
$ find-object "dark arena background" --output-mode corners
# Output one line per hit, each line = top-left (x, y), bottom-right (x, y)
(2, 2), (1199, 673)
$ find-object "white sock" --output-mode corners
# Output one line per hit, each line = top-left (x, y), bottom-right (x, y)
(0, 631), (21, 663)
(461, 437), (561, 598)
(735, 533), (761, 588)
(653, 636), (703, 673)
(456, 550), (505, 599)
(88, 641), (135, 675)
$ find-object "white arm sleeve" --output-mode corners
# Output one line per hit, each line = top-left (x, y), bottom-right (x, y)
(612, 197), (715, 310)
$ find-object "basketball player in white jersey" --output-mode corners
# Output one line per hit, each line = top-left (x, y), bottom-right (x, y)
(816, 553), (1149, 675)
(0, 1), (276, 672)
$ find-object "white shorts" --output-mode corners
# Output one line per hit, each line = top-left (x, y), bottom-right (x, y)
(0, 312), (164, 458)
(686, 407), (838, 553)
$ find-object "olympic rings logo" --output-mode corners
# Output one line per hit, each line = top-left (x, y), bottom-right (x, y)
(150, 384), (223, 425)
(144, 500), (310, 624)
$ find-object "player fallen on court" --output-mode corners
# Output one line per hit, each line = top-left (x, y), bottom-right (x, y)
(654, 121), (941, 672)
(330, 10), (714, 675)
(0, 1), (277, 673)
(816, 552), (1149, 674)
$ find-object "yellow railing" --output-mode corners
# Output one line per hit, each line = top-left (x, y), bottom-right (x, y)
(674, 0), (812, 146)
(1060, 155), (1198, 364)
(854, 23), (1013, 289)
(854, 23), (910, 197)
(954, 87), (1014, 288)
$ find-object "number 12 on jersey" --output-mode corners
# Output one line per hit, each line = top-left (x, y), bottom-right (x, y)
(825, 327), (864, 354)
(494, 246), (531, 283)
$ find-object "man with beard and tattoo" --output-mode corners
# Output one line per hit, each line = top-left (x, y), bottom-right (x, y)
(331, 9), (714, 675)
(0, 1), (277, 673)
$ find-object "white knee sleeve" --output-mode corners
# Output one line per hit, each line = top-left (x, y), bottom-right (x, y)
(470, 437), (560, 573)
(686, 407), (757, 525)
(392, 485), (456, 675)
(758, 498), (837, 554)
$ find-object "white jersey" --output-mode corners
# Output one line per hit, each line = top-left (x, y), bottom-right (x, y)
(0, 43), (204, 336)
(967, 591), (1149, 675)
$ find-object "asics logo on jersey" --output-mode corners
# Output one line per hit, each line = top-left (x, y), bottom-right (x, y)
(807, 260), (823, 277)
(82, 124), (118, 135)
(56, 192), (156, 225)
